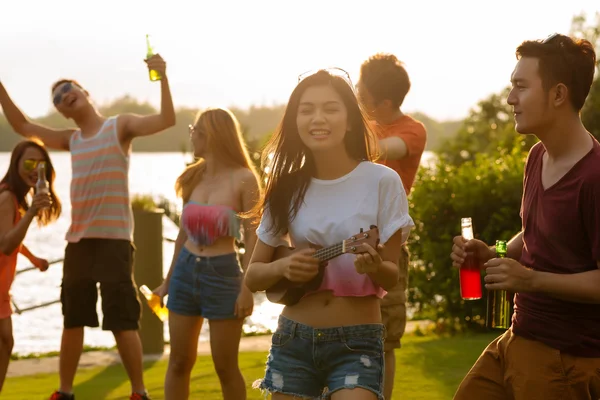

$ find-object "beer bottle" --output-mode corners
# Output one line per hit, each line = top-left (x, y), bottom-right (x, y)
(36, 161), (49, 195)
(486, 240), (512, 329)
(146, 34), (161, 82)
(139, 285), (168, 322)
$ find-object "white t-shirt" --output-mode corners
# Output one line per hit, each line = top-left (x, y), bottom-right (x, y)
(256, 161), (415, 298)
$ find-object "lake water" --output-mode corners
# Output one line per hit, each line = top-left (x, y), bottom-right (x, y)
(0, 150), (434, 355)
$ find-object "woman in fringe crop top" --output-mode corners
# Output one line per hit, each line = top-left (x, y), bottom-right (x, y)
(244, 69), (414, 400)
(152, 108), (262, 400)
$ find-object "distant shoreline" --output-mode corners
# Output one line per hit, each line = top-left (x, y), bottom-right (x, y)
(0, 149), (439, 157)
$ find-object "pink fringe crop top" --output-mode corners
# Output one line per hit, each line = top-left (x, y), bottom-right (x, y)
(181, 201), (241, 247)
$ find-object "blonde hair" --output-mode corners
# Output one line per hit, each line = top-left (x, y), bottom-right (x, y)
(175, 108), (261, 203)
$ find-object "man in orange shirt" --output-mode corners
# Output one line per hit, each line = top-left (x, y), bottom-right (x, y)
(358, 53), (427, 400)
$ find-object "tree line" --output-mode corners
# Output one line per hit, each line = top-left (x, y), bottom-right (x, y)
(0, 97), (460, 154)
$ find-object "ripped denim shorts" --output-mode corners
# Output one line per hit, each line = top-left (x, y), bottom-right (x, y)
(254, 315), (385, 399)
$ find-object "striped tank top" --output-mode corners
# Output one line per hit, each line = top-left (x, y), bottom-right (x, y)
(65, 117), (133, 242)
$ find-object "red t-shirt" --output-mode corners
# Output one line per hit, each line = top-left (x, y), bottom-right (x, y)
(512, 139), (600, 357)
(374, 115), (427, 194)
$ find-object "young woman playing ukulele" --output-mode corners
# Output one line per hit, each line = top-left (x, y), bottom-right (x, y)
(244, 68), (414, 400)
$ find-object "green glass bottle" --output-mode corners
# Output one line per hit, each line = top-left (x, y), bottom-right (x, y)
(146, 34), (161, 82)
(486, 240), (512, 329)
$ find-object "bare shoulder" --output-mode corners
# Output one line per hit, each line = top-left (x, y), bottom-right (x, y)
(0, 190), (16, 216)
(115, 113), (133, 131)
(0, 190), (14, 205)
(115, 113), (140, 137)
(234, 168), (261, 213)
(116, 113), (136, 125)
(234, 167), (260, 187)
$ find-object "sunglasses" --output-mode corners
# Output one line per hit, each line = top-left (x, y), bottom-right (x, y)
(53, 82), (74, 106)
(23, 159), (45, 172)
(297, 67), (354, 87)
(542, 33), (560, 44)
(188, 124), (207, 137)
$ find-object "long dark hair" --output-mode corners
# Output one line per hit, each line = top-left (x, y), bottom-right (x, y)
(246, 70), (378, 236)
(0, 138), (61, 226)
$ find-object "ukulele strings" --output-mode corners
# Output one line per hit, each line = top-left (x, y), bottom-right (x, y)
(315, 242), (344, 261)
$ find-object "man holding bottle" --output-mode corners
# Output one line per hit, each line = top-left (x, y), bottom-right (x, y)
(451, 34), (600, 399)
(0, 53), (175, 400)
(357, 53), (427, 400)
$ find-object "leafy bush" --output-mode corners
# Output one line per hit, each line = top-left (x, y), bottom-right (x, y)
(583, 77), (600, 141)
(407, 134), (533, 331)
(131, 194), (160, 211)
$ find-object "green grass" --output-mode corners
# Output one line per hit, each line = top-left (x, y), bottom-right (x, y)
(11, 345), (116, 361)
(3, 332), (498, 400)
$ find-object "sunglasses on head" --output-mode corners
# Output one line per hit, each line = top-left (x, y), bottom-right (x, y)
(542, 33), (560, 44)
(297, 67), (354, 87)
(23, 159), (45, 172)
(53, 82), (74, 106)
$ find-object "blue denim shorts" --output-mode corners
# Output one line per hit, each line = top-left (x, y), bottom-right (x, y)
(166, 247), (242, 320)
(255, 315), (385, 399)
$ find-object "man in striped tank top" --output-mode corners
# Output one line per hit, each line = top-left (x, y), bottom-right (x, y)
(0, 54), (175, 400)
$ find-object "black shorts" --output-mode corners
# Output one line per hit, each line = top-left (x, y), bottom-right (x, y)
(61, 238), (141, 331)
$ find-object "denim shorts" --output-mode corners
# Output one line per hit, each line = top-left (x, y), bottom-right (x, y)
(166, 247), (242, 320)
(255, 315), (385, 399)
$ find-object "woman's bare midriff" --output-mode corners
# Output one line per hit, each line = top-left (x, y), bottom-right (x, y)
(184, 236), (237, 257)
(281, 291), (382, 328)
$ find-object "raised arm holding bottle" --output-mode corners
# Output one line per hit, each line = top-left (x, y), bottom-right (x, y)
(1, 44), (175, 400)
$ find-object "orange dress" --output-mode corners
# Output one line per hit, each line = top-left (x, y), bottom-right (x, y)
(0, 187), (21, 319)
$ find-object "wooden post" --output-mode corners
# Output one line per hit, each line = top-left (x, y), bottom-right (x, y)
(132, 207), (165, 355)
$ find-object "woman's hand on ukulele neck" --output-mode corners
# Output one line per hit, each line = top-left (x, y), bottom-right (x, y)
(354, 243), (384, 274)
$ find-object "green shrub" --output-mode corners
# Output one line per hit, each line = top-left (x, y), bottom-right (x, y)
(407, 136), (532, 331)
(131, 194), (159, 211)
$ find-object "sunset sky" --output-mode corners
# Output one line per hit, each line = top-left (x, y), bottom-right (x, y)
(1, 0), (598, 122)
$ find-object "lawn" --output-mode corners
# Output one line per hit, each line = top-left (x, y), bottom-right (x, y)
(3, 332), (498, 400)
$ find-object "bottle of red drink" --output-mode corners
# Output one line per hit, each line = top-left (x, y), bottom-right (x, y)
(459, 217), (482, 300)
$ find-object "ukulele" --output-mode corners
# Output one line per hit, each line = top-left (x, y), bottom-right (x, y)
(266, 225), (380, 306)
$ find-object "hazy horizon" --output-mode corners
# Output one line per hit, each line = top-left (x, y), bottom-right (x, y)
(1, 0), (598, 122)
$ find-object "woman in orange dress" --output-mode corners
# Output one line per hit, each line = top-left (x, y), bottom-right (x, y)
(0, 138), (61, 392)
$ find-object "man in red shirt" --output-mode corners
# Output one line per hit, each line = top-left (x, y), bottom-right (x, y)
(358, 53), (427, 400)
(451, 34), (600, 399)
